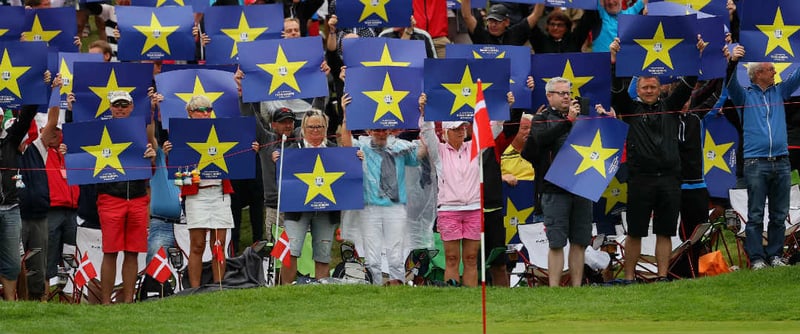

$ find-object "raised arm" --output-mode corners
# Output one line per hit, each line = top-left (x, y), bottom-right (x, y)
(460, 0), (478, 34)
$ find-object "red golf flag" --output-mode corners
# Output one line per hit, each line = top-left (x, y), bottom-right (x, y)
(145, 247), (172, 284)
(270, 230), (291, 267)
(471, 79), (495, 161)
(212, 240), (225, 264)
(74, 252), (97, 290)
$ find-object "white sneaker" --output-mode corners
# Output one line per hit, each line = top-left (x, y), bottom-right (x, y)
(769, 257), (787, 267)
(751, 260), (768, 270)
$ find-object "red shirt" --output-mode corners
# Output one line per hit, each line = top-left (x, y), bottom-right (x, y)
(413, 0), (448, 38)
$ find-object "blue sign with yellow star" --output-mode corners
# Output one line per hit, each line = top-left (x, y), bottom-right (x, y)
(278, 147), (364, 212)
(593, 163), (628, 220)
(72, 62), (154, 122)
(446, 0), (486, 10)
(647, 0), (725, 18)
(0, 7), (25, 42)
(204, 4), (283, 65)
(703, 112), (737, 198)
(335, 0), (411, 28)
(52, 52), (104, 110)
(23, 7), (78, 52)
(63, 116), (152, 185)
(161, 64), (237, 73)
(544, 117), (628, 202)
(736, 62), (800, 96)
(342, 38), (426, 69)
(739, 0), (800, 62)
(132, 0), (190, 7)
(116, 6), (195, 61)
(617, 14), (700, 77)
(168, 117), (256, 180)
(447, 44), (531, 110)
(531, 52), (611, 114)
(502, 180), (535, 244)
(423, 58), (510, 122)
(239, 36), (328, 102)
(154, 68), (241, 129)
(344, 66), (422, 130)
(0, 41), (48, 109)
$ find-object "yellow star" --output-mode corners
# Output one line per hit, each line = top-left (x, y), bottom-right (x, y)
(571, 130), (619, 178)
(441, 65), (492, 115)
(221, 12), (269, 59)
(0, 29), (8, 37)
(361, 44), (411, 67)
(88, 69), (137, 119)
(133, 13), (179, 55)
(542, 60), (593, 98)
(81, 127), (133, 177)
(358, 0), (390, 22)
(601, 176), (627, 214)
(294, 154), (345, 205)
(173, 76), (225, 118)
(362, 72), (409, 122)
(257, 45), (307, 94)
(756, 7), (800, 57)
(58, 58), (74, 96)
(503, 197), (533, 244)
(155, 0), (185, 6)
(186, 125), (238, 172)
(665, 0), (712, 11)
(634, 22), (683, 70)
(703, 129), (734, 175)
(0, 49), (31, 99)
(22, 14), (61, 44)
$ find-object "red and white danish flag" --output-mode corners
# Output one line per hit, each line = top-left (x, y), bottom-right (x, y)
(74, 252), (97, 290)
(145, 247), (172, 284)
(270, 230), (291, 267)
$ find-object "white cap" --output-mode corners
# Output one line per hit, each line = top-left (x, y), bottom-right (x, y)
(442, 121), (469, 129)
(108, 90), (133, 104)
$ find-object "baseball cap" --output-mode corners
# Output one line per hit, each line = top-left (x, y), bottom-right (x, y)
(442, 121), (469, 129)
(272, 107), (295, 122)
(486, 4), (509, 22)
(108, 90), (133, 104)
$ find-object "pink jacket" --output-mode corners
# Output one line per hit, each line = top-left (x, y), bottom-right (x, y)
(420, 121), (480, 208)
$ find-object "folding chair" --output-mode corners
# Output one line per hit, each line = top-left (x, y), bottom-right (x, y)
(728, 185), (800, 266)
(634, 223), (712, 280)
(378, 28), (438, 58)
(516, 223), (570, 286)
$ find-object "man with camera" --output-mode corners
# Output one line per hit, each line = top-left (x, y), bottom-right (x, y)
(521, 77), (594, 287)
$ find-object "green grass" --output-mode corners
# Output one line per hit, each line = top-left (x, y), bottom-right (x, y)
(2, 266), (799, 333)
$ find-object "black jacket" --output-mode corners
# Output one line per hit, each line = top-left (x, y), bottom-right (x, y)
(521, 107), (573, 194)
(612, 76), (696, 177)
(0, 105), (37, 206)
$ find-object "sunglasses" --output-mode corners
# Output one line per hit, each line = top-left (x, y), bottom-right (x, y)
(111, 101), (131, 108)
(192, 107), (213, 114)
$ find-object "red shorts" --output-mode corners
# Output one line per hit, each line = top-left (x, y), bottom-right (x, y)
(97, 194), (149, 253)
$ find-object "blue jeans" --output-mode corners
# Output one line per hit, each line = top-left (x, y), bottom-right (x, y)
(743, 157), (790, 262)
(147, 218), (177, 264)
(0, 208), (21, 280)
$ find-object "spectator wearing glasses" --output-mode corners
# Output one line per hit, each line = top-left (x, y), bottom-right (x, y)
(521, 77), (598, 287)
(339, 94), (420, 286)
(271, 109), (357, 284)
(60, 90), (157, 303)
(164, 96), (254, 287)
(529, 5), (597, 54)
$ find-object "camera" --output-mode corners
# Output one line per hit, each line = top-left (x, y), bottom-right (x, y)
(572, 96), (590, 116)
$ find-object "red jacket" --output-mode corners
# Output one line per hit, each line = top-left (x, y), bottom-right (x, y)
(180, 179), (234, 197)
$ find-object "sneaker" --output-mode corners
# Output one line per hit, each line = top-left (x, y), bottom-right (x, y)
(769, 257), (788, 267)
(654, 276), (671, 283)
(751, 259), (768, 270)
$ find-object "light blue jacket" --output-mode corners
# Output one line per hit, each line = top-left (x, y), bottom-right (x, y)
(355, 136), (419, 206)
(727, 66), (800, 159)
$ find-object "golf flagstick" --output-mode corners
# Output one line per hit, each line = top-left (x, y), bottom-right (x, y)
(274, 134), (287, 284)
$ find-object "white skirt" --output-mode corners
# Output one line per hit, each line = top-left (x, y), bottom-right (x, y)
(185, 187), (234, 230)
